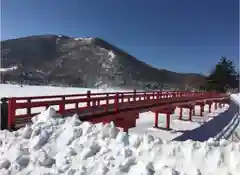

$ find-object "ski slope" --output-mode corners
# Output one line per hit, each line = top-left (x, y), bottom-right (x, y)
(0, 84), (239, 174)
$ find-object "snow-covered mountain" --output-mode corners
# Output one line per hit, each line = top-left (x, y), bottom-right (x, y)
(1, 35), (205, 89)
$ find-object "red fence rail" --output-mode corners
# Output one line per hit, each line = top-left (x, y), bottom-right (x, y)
(6, 90), (223, 129)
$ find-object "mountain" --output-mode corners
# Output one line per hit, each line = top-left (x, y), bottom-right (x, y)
(1, 35), (205, 90)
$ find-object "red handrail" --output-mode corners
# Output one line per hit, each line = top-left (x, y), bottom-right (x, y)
(6, 90), (226, 129)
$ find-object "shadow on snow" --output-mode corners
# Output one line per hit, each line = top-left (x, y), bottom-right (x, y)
(173, 101), (239, 142)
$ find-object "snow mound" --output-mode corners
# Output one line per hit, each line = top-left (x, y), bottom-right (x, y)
(0, 109), (240, 175)
(0, 66), (18, 72)
(231, 93), (240, 106)
(74, 37), (93, 44)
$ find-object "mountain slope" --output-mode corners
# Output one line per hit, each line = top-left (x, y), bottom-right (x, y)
(1, 35), (205, 90)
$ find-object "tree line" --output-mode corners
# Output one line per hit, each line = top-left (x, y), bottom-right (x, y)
(200, 56), (239, 93)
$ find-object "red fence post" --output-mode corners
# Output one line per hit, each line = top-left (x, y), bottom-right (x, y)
(92, 100), (96, 107)
(106, 93), (109, 105)
(189, 107), (193, 121)
(27, 99), (31, 117)
(166, 112), (170, 130)
(200, 104), (204, 116)
(166, 92), (169, 98)
(208, 103), (212, 113)
(133, 89), (136, 102)
(173, 92), (176, 98)
(87, 90), (91, 107)
(8, 98), (16, 130)
(154, 111), (159, 128)
(75, 102), (78, 109)
(214, 102), (217, 110)
(179, 107), (183, 120)
(59, 96), (65, 113)
(192, 106), (195, 116)
(105, 93), (109, 112)
(114, 93), (119, 111)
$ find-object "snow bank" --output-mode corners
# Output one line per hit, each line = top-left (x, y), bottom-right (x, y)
(228, 93), (240, 142)
(0, 66), (18, 72)
(0, 84), (128, 98)
(0, 108), (240, 175)
(231, 93), (240, 107)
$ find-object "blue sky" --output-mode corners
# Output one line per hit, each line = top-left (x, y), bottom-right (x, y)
(1, 0), (239, 74)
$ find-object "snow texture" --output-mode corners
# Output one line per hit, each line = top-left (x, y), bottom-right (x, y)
(0, 84), (240, 174)
(0, 66), (18, 72)
(0, 105), (240, 174)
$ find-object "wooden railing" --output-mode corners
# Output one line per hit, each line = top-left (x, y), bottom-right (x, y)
(5, 90), (222, 129)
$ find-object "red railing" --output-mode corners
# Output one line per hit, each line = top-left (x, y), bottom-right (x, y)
(7, 90), (223, 129)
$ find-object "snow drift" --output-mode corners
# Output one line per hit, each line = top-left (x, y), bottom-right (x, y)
(0, 107), (240, 175)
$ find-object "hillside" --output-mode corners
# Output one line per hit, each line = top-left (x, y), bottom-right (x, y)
(1, 35), (205, 90)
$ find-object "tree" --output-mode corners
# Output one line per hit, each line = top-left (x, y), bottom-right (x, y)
(202, 57), (238, 93)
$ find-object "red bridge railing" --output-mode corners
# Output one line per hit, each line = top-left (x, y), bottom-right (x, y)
(6, 90), (222, 129)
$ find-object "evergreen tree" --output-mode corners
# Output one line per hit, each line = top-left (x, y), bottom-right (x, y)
(202, 57), (238, 92)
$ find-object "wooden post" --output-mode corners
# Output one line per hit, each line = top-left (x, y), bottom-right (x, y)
(192, 106), (195, 116)
(8, 98), (16, 130)
(189, 107), (193, 121)
(59, 96), (65, 113)
(92, 100), (96, 107)
(87, 90), (91, 107)
(133, 89), (136, 102)
(157, 91), (160, 100)
(154, 111), (159, 128)
(200, 104), (204, 117)
(27, 99), (31, 117)
(114, 93), (119, 111)
(1, 98), (8, 130)
(179, 107), (183, 120)
(208, 104), (211, 113)
(166, 112), (170, 130)
(106, 93), (109, 105)
(104, 93), (109, 112)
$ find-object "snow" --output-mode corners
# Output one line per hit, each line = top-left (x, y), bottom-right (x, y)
(0, 84), (240, 174)
(0, 107), (240, 175)
(108, 50), (116, 62)
(0, 66), (18, 72)
(0, 84), (124, 98)
(130, 105), (231, 141)
(74, 37), (93, 44)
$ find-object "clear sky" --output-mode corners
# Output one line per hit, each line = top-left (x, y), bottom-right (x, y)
(1, 0), (239, 74)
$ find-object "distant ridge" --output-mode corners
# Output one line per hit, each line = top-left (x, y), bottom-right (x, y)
(1, 34), (205, 90)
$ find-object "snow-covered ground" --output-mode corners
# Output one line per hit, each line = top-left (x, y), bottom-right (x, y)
(0, 66), (18, 73)
(0, 107), (239, 175)
(0, 84), (239, 174)
(130, 106), (229, 141)
(0, 84), (124, 98)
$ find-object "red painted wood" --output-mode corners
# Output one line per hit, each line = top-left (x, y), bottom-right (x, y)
(208, 104), (212, 113)
(200, 104), (204, 117)
(214, 102), (217, 110)
(8, 98), (16, 129)
(192, 107), (195, 116)
(154, 112), (159, 128)
(189, 108), (193, 121)
(6, 90), (229, 130)
(179, 107), (183, 120)
(166, 112), (171, 129)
